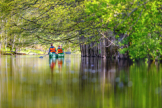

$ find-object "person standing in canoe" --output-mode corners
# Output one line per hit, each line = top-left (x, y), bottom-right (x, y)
(57, 45), (64, 54)
(48, 43), (56, 54)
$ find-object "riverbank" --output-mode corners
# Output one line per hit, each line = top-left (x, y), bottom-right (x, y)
(0, 47), (45, 55)
(0, 47), (81, 55)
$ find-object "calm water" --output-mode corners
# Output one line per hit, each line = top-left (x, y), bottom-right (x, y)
(0, 55), (162, 108)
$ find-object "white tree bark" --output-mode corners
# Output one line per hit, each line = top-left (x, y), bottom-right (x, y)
(11, 35), (16, 51)
(5, 20), (7, 49)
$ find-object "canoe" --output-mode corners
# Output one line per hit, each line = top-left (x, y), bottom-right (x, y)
(49, 52), (58, 58)
(65, 52), (71, 54)
(58, 53), (64, 58)
(49, 53), (64, 58)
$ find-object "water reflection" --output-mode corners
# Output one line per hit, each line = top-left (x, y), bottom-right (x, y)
(49, 58), (57, 72)
(79, 58), (132, 107)
(80, 58), (132, 88)
(0, 55), (161, 108)
(58, 58), (64, 72)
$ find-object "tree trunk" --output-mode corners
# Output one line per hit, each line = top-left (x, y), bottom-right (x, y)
(101, 39), (106, 58)
(94, 43), (98, 57)
(5, 31), (7, 49)
(85, 44), (90, 57)
(0, 42), (1, 55)
(98, 43), (101, 57)
(11, 35), (16, 51)
(81, 44), (85, 57)
(19, 37), (21, 52)
(15, 47), (17, 54)
(1, 19), (3, 49)
(5, 20), (7, 49)
(90, 42), (95, 57)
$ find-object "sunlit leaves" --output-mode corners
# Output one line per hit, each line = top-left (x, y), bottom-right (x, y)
(0, 0), (161, 57)
(85, 0), (162, 60)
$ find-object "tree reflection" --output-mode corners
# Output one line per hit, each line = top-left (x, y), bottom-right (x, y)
(0, 55), (161, 108)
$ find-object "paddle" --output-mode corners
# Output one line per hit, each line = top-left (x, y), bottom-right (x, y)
(39, 54), (48, 58)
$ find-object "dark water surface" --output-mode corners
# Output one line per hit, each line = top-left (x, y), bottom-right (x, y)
(0, 55), (162, 108)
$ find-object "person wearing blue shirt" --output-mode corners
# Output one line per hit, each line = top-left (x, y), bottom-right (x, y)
(49, 44), (56, 54)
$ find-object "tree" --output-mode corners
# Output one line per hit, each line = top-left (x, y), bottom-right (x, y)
(84, 0), (162, 60)
(0, 0), (161, 59)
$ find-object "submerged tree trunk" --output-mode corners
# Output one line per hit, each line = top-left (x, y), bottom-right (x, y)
(101, 38), (106, 58)
(94, 43), (98, 57)
(98, 43), (101, 57)
(85, 44), (90, 57)
(79, 30), (129, 59)
(81, 44), (85, 57)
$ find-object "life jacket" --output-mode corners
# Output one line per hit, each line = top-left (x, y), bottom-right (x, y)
(58, 48), (63, 53)
(50, 48), (56, 52)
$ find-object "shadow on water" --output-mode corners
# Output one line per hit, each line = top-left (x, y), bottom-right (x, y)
(79, 57), (162, 108)
(79, 58), (132, 88)
(0, 55), (162, 108)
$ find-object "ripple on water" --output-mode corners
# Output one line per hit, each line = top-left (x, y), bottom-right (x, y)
(128, 81), (133, 87)
(115, 77), (120, 82)
(91, 78), (96, 83)
(88, 69), (92, 72)
(155, 87), (162, 94)
(70, 71), (74, 73)
(13, 99), (24, 108)
(46, 79), (52, 85)
(57, 80), (62, 85)
(109, 69), (116, 73)
(98, 69), (102, 73)
(39, 80), (43, 86)
(82, 75), (87, 80)
(91, 70), (96, 73)
(72, 78), (78, 83)
(84, 69), (88, 72)
(143, 78), (147, 83)
(52, 96), (61, 104)
(118, 82), (124, 88)
(21, 77), (27, 82)
(55, 70), (59, 73)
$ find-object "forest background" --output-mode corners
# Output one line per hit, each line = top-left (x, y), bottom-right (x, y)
(0, 0), (161, 60)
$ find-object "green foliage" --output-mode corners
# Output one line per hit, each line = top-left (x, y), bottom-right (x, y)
(0, 0), (161, 58)
(85, 0), (162, 60)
